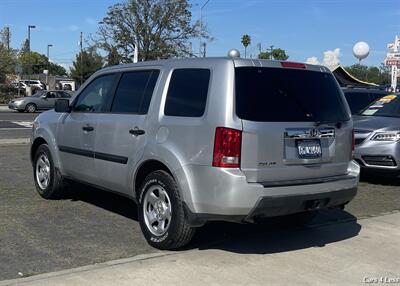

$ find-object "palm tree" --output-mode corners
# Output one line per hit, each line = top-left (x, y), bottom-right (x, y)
(241, 34), (251, 58)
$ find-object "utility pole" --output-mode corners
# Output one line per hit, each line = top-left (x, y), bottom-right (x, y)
(202, 42), (207, 57)
(4, 26), (10, 50)
(47, 44), (53, 62)
(80, 32), (83, 85)
(27, 25), (35, 52)
(257, 43), (261, 58)
(199, 0), (210, 57)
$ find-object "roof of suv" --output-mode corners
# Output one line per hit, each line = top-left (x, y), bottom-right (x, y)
(100, 57), (329, 74)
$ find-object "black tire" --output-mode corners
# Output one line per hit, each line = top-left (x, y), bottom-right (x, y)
(33, 144), (65, 199)
(25, 103), (37, 113)
(138, 170), (195, 250)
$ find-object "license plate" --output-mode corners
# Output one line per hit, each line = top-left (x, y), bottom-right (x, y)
(297, 140), (322, 158)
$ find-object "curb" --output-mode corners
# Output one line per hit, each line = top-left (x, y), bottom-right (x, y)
(0, 252), (171, 286)
(0, 138), (30, 145)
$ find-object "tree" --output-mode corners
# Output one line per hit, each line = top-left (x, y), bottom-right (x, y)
(259, 48), (289, 60)
(241, 34), (251, 58)
(0, 45), (17, 83)
(0, 29), (17, 83)
(93, 0), (205, 62)
(20, 39), (30, 55)
(70, 47), (103, 85)
(18, 52), (48, 75)
(345, 64), (390, 85)
(49, 62), (67, 76)
(105, 46), (122, 66)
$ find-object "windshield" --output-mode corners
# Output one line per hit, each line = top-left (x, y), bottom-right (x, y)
(32, 91), (46, 97)
(359, 94), (400, 118)
(235, 67), (350, 122)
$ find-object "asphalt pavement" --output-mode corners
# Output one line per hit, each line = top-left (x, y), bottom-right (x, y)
(2, 213), (399, 286)
(0, 109), (37, 140)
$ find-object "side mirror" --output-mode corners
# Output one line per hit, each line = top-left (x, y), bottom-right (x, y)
(55, 99), (71, 113)
(41, 94), (47, 99)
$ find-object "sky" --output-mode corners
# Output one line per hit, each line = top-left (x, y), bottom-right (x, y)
(0, 0), (399, 71)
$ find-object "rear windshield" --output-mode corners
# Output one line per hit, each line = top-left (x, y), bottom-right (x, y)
(235, 67), (350, 122)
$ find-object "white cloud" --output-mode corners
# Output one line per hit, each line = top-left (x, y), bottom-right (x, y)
(306, 56), (320, 65)
(306, 48), (341, 69)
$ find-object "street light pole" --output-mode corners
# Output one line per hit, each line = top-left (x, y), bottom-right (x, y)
(47, 44), (53, 61)
(47, 44), (53, 74)
(199, 0), (210, 57)
(27, 25), (36, 52)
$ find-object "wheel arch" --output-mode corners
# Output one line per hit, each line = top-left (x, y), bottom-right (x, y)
(134, 159), (174, 199)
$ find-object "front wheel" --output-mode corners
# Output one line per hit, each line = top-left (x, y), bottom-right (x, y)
(138, 170), (195, 250)
(33, 144), (65, 199)
(25, 103), (37, 113)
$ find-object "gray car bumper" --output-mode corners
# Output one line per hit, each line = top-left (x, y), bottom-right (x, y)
(355, 140), (400, 176)
(175, 161), (359, 225)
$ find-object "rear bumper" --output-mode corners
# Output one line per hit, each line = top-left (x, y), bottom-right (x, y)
(174, 161), (360, 226)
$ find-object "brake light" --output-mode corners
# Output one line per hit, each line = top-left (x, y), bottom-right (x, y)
(352, 129), (355, 159)
(281, 62), (306, 69)
(212, 127), (242, 168)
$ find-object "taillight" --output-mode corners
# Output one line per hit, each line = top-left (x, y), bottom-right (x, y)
(281, 62), (306, 69)
(212, 127), (242, 168)
(352, 129), (355, 159)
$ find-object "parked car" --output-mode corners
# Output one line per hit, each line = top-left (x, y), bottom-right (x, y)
(8, 90), (71, 112)
(30, 58), (359, 249)
(342, 88), (389, 115)
(353, 93), (400, 177)
(20, 80), (46, 90)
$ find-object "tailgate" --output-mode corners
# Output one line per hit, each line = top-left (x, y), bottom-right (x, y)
(240, 120), (352, 183)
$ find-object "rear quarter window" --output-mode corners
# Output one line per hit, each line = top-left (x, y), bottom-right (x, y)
(164, 69), (210, 117)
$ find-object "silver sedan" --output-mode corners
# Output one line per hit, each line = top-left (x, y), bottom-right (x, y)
(8, 90), (71, 113)
(353, 94), (400, 177)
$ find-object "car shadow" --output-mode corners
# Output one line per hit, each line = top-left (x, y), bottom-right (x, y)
(62, 182), (139, 221)
(61, 183), (361, 255)
(360, 172), (400, 186)
(184, 209), (360, 254)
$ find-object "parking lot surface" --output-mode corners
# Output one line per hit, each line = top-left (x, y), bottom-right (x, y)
(0, 141), (399, 281)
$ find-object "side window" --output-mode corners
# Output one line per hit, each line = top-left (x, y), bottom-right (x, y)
(111, 70), (159, 114)
(164, 69), (210, 117)
(74, 74), (116, 113)
(56, 92), (70, 98)
(47, 92), (56, 98)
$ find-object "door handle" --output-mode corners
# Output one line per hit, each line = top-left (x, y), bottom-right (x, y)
(82, 126), (94, 132)
(129, 127), (145, 136)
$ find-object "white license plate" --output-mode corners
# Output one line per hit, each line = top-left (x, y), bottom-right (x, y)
(297, 140), (322, 158)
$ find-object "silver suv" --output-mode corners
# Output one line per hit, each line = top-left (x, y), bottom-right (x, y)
(31, 58), (360, 249)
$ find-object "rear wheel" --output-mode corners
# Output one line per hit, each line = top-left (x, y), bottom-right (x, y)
(33, 144), (65, 199)
(25, 103), (37, 113)
(138, 170), (195, 250)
